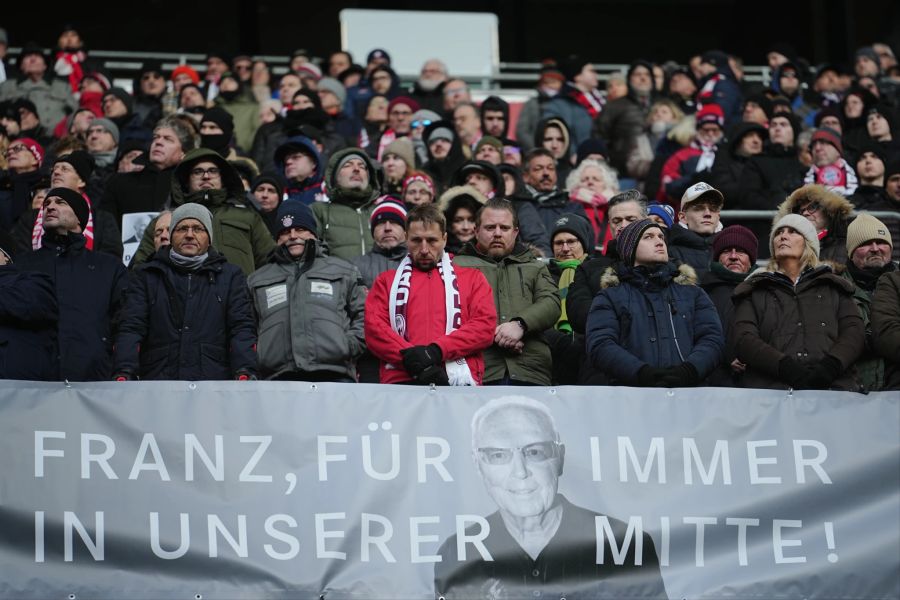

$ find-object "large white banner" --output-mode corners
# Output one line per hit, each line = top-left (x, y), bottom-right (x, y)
(0, 382), (897, 599)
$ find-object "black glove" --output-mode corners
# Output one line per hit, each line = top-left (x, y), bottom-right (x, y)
(416, 364), (450, 386)
(805, 355), (842, 389)
(659, 362), (700, 387)
(636, 365), (668, 387)
(401, 344), (443, 376)
(778, 356), (813, 389)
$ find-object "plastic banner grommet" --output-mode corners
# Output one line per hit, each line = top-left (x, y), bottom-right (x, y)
(429, 383), (437, 391)
(195, 594), (202, 600)
(64, 379), (71, 389)
(666, 389), (675, 397)
(310, 383), (318, 391)
(68, 594), (76, 600)
(188, 383), (197, 391)
(549, 388), (557, 395)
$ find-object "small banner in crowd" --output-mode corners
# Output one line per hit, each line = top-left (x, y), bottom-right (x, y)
(0, 382), (897, 599)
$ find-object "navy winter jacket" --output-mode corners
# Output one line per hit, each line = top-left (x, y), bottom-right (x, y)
(16, 233), (128, 381)
(586, 262), (724, 384)
(114, 248), (257, 380)
(0, 265), (58, 380)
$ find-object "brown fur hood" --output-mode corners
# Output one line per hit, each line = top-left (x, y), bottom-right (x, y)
(774, 184), (854, 224)
(600, 263), (698, 288)
(437, 185), (488, 211)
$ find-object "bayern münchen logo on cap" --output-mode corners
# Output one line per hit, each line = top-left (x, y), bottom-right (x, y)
(281, 215), (294, 228)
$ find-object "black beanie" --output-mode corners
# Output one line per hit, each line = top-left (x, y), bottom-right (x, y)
(103, 87), (134, 114)
(559, 55), (590, 82)
(551, 213), (595, 254)
(45, 187), (90, 233)
(252, 174), (286, 200)
(201, 107), (235, 138)
(55, 150), (95, 184)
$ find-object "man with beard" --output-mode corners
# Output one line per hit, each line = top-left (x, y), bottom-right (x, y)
(841, 214), (897, 391)
(409, 59), (448, 114)
(453, 199), (560, 386)
(365, 203), (495, 385)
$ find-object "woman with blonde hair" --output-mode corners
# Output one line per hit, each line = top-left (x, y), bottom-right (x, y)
(731, 213), (864, 390)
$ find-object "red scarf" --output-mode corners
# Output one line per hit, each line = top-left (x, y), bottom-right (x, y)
(569, 88), (604, 119)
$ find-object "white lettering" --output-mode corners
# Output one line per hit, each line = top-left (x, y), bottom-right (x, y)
(150, 512), (190, 559)
(34, 431), (65, 477)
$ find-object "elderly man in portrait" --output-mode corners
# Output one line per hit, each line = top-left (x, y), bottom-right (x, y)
(434, 396), (667, 600)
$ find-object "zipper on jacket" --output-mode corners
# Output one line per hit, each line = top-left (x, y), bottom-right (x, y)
(357, 206), (366, 255)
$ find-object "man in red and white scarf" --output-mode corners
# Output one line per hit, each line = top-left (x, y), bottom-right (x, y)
(803, 127), (859, 197)
(364, 204), (497, 385)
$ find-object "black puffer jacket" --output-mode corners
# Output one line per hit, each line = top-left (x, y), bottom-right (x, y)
(16, 232), (128, 381)
(667, 225), (714, 278)
(114, 248), (257, 380)
(0, 265), (58, 380)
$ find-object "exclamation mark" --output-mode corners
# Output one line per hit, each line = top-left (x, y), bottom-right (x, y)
(824, 521), (838, 563)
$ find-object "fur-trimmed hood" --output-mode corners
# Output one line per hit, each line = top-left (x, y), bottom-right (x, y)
(437, 184), (488, 212)
(775, 184), (854, 225)
(600, 262), (698, 289)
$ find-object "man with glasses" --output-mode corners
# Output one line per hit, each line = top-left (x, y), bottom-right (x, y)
(130, 148), (274, 274)
(667, 182), (725, 278)
(435, 396), (668, 599)
(114, 202), (256, 381)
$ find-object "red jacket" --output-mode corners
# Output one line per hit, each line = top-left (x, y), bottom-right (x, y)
(365, 262), (497, 384)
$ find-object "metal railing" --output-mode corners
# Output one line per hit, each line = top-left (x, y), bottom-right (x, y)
(7, 46), (782, 91)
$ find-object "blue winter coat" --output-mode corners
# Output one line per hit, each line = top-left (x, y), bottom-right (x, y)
(114, 248), (257, 380)
(0, 265), (58, 380)
(586, 262), (724, 384)
(16, 233), (129, 381)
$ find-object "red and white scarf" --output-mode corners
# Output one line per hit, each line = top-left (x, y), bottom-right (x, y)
(31, 192), (95, 251)
(803, 158), (858, 197)
(388, 252), (476, 386)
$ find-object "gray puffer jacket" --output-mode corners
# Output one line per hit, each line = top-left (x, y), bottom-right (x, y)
(247, 241), (367, 380)
(351, 243), (407, 288)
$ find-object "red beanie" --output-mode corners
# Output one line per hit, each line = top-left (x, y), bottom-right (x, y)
(388, 96), (420, 114)
(14, 138), (44, 167)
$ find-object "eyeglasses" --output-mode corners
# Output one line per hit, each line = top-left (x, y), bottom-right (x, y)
(477, 441), (560, 466)
(190, 167), (221, 178)
(794, 201), (822, 215)
(173, 224), (208, 235)
(411, 119), (432, 128)
(552, 238), (581, 248)
(7, 145), (28, 154)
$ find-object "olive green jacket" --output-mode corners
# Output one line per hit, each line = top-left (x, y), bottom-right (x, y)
(132, 148), (275, 275)
(312, 148), (381, 261)
(453, 243), (561, 385)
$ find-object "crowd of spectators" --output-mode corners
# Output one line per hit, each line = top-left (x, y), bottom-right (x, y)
(0, 25), (898, 391)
